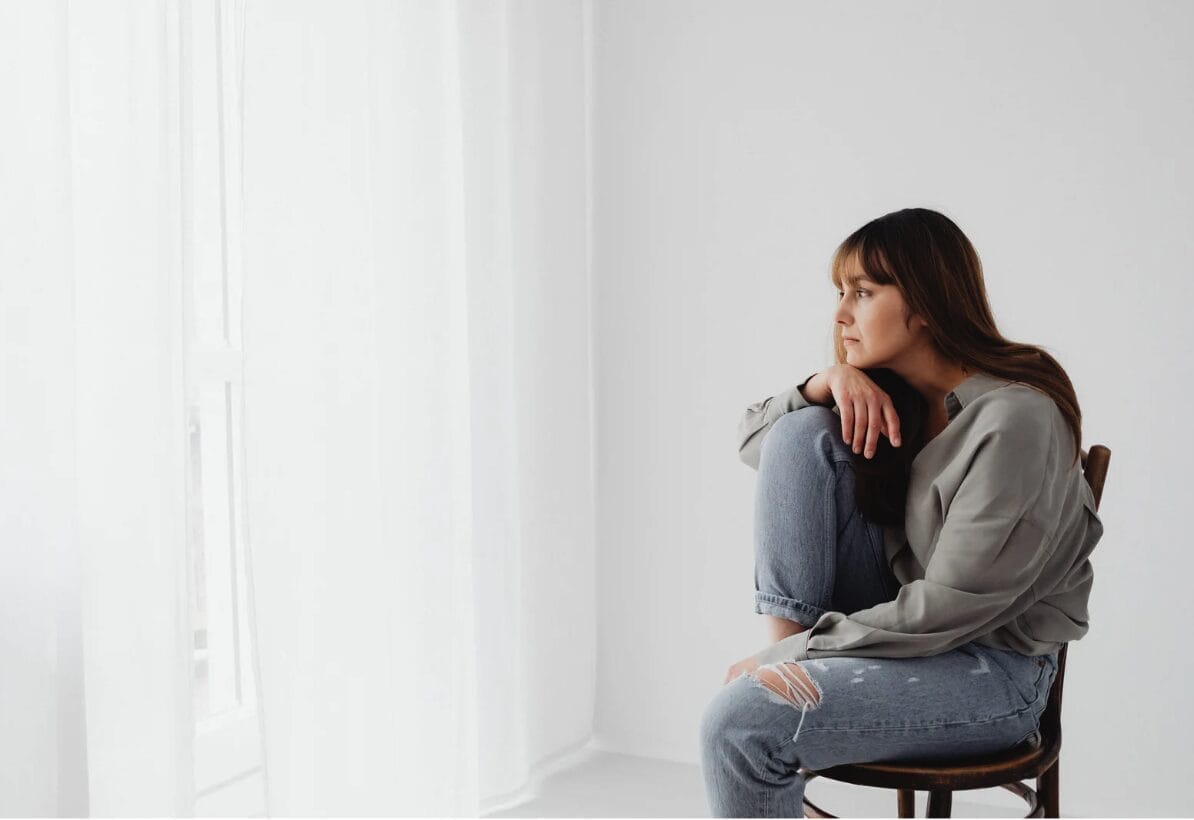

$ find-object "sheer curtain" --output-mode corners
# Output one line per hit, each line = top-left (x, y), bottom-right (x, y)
(241, 2), (596, 813)
(2, 0), (595, 816)
(1, 1), (192, 816)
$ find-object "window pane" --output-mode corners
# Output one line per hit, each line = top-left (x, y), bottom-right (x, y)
(189, 379), (239, 720)
(186, 0), (229, 348)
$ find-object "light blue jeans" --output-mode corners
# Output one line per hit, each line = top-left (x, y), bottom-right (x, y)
(701, 407), (1059, 817)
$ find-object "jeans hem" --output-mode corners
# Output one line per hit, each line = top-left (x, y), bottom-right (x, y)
(754, 592), (825, 628)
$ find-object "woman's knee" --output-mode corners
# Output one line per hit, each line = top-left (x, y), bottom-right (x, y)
(759, 407), (840, 468)
(699, 685), (736, 757)
(700, 679), (761, 759)
(701, 673), (823, 769)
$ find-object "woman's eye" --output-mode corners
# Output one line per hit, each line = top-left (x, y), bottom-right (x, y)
(856, 290), (869, 298)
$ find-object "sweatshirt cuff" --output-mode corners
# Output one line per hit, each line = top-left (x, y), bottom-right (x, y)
(750, 629), (813, 667)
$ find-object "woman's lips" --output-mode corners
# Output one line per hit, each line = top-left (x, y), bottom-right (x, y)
(843, 338), (859, 344)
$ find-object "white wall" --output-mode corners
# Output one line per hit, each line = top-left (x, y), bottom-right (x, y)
(589, 1), (1194, 815)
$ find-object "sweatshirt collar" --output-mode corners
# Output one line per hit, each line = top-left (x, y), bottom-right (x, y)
(945, 371), (1015, 421)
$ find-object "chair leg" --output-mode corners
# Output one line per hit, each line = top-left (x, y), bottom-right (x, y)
(897, 789), (915, 818)
(1038, 760), (1060, 817)
(926, 790), (952, 817)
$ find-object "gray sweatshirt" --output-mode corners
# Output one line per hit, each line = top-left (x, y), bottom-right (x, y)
(743, 370), (1104, 666)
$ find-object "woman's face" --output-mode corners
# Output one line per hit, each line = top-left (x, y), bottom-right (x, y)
(833, 274), (923, 369)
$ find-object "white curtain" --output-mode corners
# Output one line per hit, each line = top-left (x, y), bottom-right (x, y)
(1, 0), (595, 815)
(1, 1), (193, 816)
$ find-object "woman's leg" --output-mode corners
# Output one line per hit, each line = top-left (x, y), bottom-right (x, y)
(751, 406), (900, 640)
(702, 405), (1059, 816)
(764, 614), (805, 643)
(699, 643), (1059, 817)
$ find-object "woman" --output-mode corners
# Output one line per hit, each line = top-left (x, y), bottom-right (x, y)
(699, 208), (1104, 817)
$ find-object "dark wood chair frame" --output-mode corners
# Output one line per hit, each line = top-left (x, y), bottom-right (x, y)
(799, 444), (1110, 819)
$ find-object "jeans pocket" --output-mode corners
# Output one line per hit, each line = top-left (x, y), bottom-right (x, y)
(1028, 656), (1053, 705)
(987, 646), (1050, 708)
(1012, 726), (1043, 749)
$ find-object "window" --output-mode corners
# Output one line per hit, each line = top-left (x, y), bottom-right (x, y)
(180, 0), (265, 814)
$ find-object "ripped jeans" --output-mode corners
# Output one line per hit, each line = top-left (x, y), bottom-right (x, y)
(700, 407), (1060, 818)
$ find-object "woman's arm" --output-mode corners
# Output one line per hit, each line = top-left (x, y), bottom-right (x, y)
(799, 370), (834, 406)
(737, 371), (834, 470)
(748, 417), (1059, 665)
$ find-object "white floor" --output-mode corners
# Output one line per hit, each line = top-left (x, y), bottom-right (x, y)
(484, 746), (1045, 818)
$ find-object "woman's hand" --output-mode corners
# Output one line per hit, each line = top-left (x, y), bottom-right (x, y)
(724, 653), (761, 685)
(824, 364), (903, 459)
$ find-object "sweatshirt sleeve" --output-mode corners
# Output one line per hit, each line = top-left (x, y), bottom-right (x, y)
(749, 417), (1058, 666)
(737, 372), (827, 470)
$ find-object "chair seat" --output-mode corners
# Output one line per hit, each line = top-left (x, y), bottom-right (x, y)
(805, 728), (1060, 791)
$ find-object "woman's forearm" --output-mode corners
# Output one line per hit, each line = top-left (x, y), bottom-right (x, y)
(799, 370), (834, 406)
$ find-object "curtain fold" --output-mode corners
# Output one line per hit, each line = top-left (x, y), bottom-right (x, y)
(240, 1), (596, 815)
(1, 0), (193, 815)
(1, 0), (593, 814)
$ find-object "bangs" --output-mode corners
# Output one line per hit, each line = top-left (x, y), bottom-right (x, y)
(831, 236), (895, 289)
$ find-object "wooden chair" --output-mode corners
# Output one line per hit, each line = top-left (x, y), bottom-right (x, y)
(799, 444), (1111, 819)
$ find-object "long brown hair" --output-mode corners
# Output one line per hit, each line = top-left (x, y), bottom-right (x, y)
(830, 208), (1084, 471)
(849, 367), (929, 527)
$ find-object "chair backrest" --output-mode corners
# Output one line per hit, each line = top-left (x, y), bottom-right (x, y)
(1040, 444), (1111, 740)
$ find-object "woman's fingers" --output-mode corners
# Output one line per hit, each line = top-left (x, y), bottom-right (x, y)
(852, 398), (867, 454)
(839, 396), (867, 451)
(854, 397), (882, 457)
(840, 392), (899, 458)
(863, 398), (886, 458)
